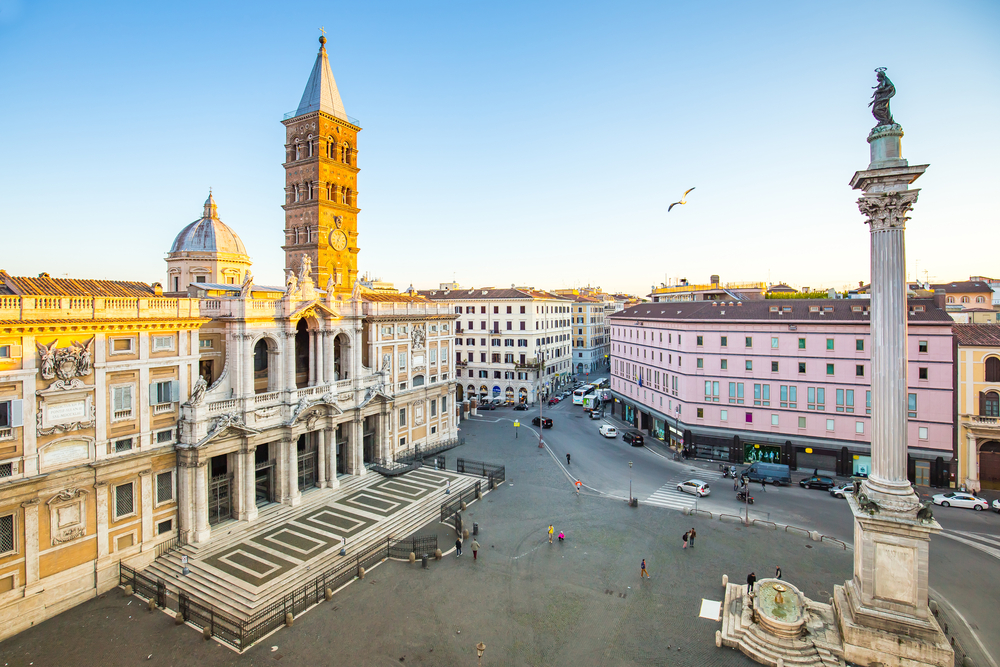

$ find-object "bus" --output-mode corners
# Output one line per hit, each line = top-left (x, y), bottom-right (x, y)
(573, 384), (595, 405)
(592, 378), (609, 389)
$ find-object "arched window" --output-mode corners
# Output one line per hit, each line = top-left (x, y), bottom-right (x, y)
(976, 296), (986, 303)
(986, 357), (1000, 382)
(413, 375), (425, 387)
(961, 296), (970, 303)
(983, 391), (1000, 417)
(946, 296), (955, 304)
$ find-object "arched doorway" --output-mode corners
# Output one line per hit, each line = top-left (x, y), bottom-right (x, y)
(518, 387), (528, 404)
(295, 320), (311, 388)
(479, 384), (488, 401)
(457, 385), (464, 402)
(980, 441), (1000, 490)
(253, 338), (273, 393)
(334, 333), (350, 380)
(467, 384), (476, 402)
(505, 386), (514, 403)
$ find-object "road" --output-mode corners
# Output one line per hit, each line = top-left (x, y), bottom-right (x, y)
(473, 397), (1000, 667)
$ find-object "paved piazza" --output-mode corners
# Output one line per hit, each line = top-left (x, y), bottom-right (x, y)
(0, 418), (853, 666)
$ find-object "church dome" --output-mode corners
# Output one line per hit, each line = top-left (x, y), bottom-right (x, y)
(169, 193), (248, 256)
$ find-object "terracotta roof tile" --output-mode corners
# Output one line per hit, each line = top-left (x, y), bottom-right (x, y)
(953, 324), (1000, 346)
(610, 298), (952, 324)
(929, 280), (992, 293)
(0, 270), (154, 297)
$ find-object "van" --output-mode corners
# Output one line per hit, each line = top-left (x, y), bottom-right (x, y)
(740, 462), (791, 486)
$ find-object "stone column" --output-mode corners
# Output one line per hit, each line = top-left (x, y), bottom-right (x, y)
(324, 332), (335, 384)
(315, 330), (325, 385)
(243, 445), (258, 522)
(193, 462), (211, 543)
(21, 499), (40, 589)
(307, 331), (316, 386)
(317, 428), (327, 487)
(95, 481), (110, 556)
(284, 330), (297, 392)
(327, 426), (340, 488)
(966, 432), (979, 492)
(347, 415), (365, 476)
(176, 465), (192, 544)
(244, 333), (255, 396)
(139, 469), (153, 546)
(285, 436), (301, 506)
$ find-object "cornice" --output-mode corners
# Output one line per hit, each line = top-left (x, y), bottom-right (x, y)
(0, 319), (211, 335)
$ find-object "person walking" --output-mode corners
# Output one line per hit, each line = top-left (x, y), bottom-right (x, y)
(455, 537), (463, 557)
(688, 527), (697, 548)
(747, 571), (757, 593)
(548, 524), (555, 544)
(566, 453), (571, 465)
(640, 559), (650, 579)
(775, 565), (782, 580)
(471, 539), (480, 561)
(682, 530), (690, 549)
(761, 479), (767, 492)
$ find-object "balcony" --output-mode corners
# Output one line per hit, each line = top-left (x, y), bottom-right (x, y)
(963, 414), (1000, 432)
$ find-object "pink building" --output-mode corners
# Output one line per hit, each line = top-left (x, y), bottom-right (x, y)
(608, 297), (954, 487)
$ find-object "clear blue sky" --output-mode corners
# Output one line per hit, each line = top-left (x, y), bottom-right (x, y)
(1, 0), (997, 295)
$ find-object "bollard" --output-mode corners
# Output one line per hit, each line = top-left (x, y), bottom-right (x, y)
(777, 658), (784, 667)
(476, 490), (483, 501)
(409, 552), (415, 564)
(722, 574), (729, 588)
(715, 630), (722, 648)
(463, 528), (469, 540)
(422, 554), (429, 569)
(202, 626), (211, 640)
(929, 600), (939, 615)
(435, 548), (443, 560)
(174, 612), (184, 625)
(285, 612), (294, 627)
(325, 587), (333, 601)
(358, 566), (366, 579)
(809, 531), (821, 542)
(962, 656), (973, 667)
(473, 522), (479, 536)
(123, 585), (133, 596)
(461, 501), (467, 511)
(147, 598), (156, 612)
(490, 479), (496, 491)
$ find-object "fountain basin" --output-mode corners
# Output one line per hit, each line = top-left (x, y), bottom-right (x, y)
(753, 578), (805, 638)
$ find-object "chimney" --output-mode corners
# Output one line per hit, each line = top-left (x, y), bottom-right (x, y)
(933, 289), (946, 311)
(710, 274), (720, 285)
(152, 282), (163, 296)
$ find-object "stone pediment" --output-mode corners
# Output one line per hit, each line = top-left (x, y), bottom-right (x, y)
(289, 300), (339, 322)
(286, 392), (344, 426)
(359, 387), (392, 409)
(195, 412), (261, 448)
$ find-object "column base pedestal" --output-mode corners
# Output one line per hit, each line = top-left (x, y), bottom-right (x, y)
(834, 585), (953, 667)
(286, 493), (302, 507)
(192, 527), (212, 544)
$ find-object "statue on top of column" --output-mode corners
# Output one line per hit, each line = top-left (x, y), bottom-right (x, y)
(869, 67), (896, 128)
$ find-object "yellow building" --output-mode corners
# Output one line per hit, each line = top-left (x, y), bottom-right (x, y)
(954, 324), (1000, 491)
(0, 273), (207, 637)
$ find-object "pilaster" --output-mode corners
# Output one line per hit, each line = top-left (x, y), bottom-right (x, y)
(284, 436), (301, 506)
(95, 481), (110, 557)
(317, 427), (327, 487)
(139, 469), (153, 546)
(326, 426), (339, 488)
(176, 462), (192, 544)
(241, 445), (258, 522)
(21, 499), (40, 591)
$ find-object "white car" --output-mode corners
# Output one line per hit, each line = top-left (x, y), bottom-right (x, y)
(676, 479), (711, 497)
(829, 483), (852, 499)
(994, 499), (1000, 514)
(599, 424), (618, 438)
(932, 492), (989, 511)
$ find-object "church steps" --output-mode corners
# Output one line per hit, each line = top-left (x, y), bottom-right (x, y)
(143, 472), (483, 618)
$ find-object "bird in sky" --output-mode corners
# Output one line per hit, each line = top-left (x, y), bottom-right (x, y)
(668, 187), (696, 212)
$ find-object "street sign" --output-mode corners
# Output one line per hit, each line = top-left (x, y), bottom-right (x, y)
(513, 421), (520, 427)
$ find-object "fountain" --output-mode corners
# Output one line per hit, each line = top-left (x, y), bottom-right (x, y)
(753, 580), (805, 639)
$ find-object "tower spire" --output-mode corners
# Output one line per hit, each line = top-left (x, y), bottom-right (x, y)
(293, 34), (348, 120)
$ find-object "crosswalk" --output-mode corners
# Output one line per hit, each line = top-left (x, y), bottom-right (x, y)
(644, 472), (725, 511)
(940, 530), (1000, 561)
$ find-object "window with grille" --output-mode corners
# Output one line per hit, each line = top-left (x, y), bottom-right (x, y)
(0, 514), (14, 555)
(156, 471), (174, 504)
(157, 519), (173, 535)
(0, 462), (12, 478)
(114, 482), (135, 519)
(114, 438), (133, 453)
(156, 429), (174, 444)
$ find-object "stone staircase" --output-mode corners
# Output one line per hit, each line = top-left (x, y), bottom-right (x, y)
(145, 469), (482, 619)
(720, 582), (845, 667)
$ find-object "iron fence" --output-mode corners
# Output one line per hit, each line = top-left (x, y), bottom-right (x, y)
(440, 481), (482, 528)
(456, 458), (505, 486)
(397, 436), (464, 464)
(388, 535), (438, 559)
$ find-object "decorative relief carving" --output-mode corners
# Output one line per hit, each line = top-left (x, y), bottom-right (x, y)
(857, 190), (919, 232)
(254, 406), (280, 419)
(37, 338), (94, 381)
(411, 325), (426, 350)
(36, 402), (96, 436)
(47, 488), (88, 505)
(47, 488), (88, 546)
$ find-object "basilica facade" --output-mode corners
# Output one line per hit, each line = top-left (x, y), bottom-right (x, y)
(0, 36), (457, 639)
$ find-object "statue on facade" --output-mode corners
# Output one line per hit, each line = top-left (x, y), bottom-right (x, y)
(285, 268), (298, 296)
(240, 270), (254, 297)
(298, 253), (313, 284)
(188, 375), (208, 405)
(411, 324), (426, 350)
(869, 67), (896, 127)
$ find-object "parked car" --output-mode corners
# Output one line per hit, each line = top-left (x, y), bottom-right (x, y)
(513, 403), (529, 411)
(532, 416), (553, 429)
(932, 492), (989, 511)
(589, 410), (603, 420)
(622, 430), (644, 446)
(478, 401), (495, 411)
(676, 479), (711, 497)
(994, 498), (1000, 513)
(599, 424), (618, 438)
(491, 398), (505, 406)
(800, 475), (835, 490)
(829, 483), (852, 499)
(740, 462), (791, 486)
(548, 397), (560, 405)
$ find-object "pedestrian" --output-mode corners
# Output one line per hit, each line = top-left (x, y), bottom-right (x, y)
(641, 559), (650, 579)
(775, 565), (782, 580)
(548, 524), (554, 544)
(761, 479), (767, 492)
(688, 527), (697, 548)
(682, 530), (689, 549)
(455, 537), (462, 557)
(566, 453), (571, 465)
(747, 571), (757, 593)
(558, 531), (564, 542)
(471, 539), (480, 560)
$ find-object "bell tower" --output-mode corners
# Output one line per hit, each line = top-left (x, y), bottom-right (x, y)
(281, 34), (361, 295)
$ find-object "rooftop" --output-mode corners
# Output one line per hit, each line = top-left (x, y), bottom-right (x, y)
(953, 323), (1000, 346)
(0, 269), (155, 298)
(419, 288), (572, 301)
(611, 298), (952, 324)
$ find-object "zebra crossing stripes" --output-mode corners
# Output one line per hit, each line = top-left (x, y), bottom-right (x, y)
(644, 471), (725, 511)
(940, 530), (1000, 561)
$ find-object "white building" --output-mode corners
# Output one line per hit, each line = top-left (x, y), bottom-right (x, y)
(419, 286), (573, 404)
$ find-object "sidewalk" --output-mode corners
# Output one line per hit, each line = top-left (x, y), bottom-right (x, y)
(0, 417), (855, 667)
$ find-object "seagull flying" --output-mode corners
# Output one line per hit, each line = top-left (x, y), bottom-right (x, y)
(668, 187), (696, 212)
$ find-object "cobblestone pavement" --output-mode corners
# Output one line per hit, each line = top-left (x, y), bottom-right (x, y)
(0, 417), (853, 667)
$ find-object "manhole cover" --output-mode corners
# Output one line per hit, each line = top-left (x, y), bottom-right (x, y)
(805, 544), (813, 549)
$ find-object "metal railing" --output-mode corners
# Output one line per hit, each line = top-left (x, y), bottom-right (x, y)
(440, 481), (482, 527)
(396, 436), (464, 464)
(456, 458), (505, 487)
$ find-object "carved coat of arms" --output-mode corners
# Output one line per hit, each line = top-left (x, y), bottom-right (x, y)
(37, 339), (94, 381)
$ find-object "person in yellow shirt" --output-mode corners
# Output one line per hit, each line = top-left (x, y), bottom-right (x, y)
(548, 524), (554, 544)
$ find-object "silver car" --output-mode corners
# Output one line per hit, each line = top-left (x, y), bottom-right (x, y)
(676, 479), (710, 497)
(829, 483), (852, 499)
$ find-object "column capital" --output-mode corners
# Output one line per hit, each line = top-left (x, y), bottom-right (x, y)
(138, 468), (152, 477)
(857, 189), (920, 232)
(21, 498), (40, 508)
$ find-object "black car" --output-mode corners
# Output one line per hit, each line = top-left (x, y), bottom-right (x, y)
(622, 431), (644, 446)
(799, 474), (835, 490)
(532, 416), (553, 428)
(513, 403), (529, 411)
(478, 402), (495, 411)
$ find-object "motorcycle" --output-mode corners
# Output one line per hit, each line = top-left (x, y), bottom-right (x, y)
(737, 491), (755, 504)
(722, 466), (733, 478)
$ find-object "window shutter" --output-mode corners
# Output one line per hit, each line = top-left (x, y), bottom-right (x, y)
(171, 380), (181, 403)
(113, 388), (122, 412)
(124, 385), (133, 409)
(981, 391), (987, 416)
(9, 399), (22, 428)
(149, 383), (158, 405)
(10, 345), (22, 359)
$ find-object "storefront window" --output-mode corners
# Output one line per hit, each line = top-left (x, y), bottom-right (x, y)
(653, 419), (665, 441)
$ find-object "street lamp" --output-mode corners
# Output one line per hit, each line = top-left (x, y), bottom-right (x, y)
(476, 642), (486, 666)
(629, 460), (633, 504)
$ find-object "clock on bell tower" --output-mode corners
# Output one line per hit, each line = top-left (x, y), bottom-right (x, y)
(281, 34), (361, 295)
